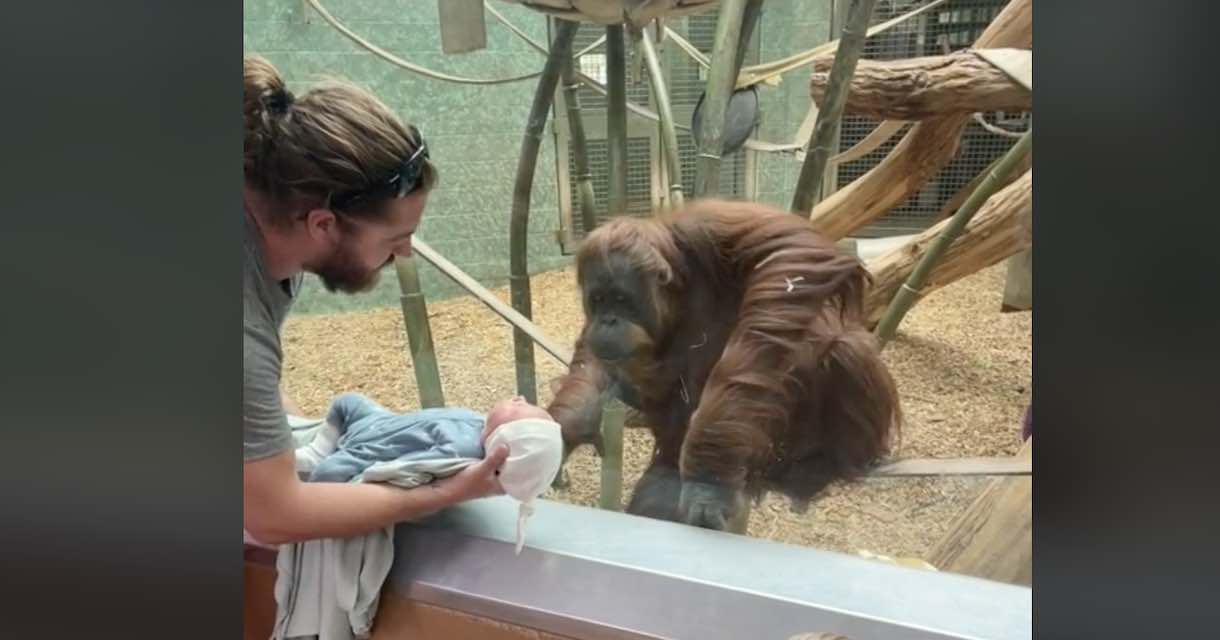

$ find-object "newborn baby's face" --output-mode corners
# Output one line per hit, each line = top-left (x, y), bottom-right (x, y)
(483, 396), (555, 442)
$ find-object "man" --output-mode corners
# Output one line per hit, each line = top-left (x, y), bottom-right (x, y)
(242, 55), (508, 545)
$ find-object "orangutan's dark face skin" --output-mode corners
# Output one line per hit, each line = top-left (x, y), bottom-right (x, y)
(579, 254), (663, 363)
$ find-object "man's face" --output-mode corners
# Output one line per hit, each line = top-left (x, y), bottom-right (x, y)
(308, 191), (427, 294)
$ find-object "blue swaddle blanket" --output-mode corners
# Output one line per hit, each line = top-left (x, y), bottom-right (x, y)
(274, 393), (490, 640)
(309, 393), (486, 484)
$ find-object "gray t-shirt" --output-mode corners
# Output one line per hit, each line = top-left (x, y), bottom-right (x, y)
(244, 212), (304, 462)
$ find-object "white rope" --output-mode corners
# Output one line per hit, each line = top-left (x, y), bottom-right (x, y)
(972, 113), (1027, 139)
(662, 27), (710, 69)
(737, 0), (952, 87)
(308, 0), (963, 159)
(305, 0), (541, 85)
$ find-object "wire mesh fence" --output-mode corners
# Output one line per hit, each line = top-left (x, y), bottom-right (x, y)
(556, 9), (757, 243)
(554, 0), (1028, 242)
(833, 0), (1031, 237)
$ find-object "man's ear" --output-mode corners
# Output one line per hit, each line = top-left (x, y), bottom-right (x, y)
(303, 208), (339, 238)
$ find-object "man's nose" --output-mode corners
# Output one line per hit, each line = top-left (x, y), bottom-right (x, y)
(392, 237), (413, 258)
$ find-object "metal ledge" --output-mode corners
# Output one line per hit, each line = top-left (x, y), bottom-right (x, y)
(388, 497), (1031, 640)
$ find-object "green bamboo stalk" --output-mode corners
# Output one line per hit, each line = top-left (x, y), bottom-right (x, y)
(734, 0), (765, 74)
(606, 25), (628, 213)
(394, 255), (445, 408)
(411, 238), (572, 365)
(598, 397), (626, 511)
(509, 18), (579, 404)
(693, 0), (748, 196)
(639, 25), (684, 208)
(600, 23), (628, 512)
(874, 130), (1033, 347)
(560, 50), (598, 233)
(790, 0), (877, 215)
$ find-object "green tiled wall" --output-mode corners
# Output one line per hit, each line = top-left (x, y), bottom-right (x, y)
(244, 0), (831, 314)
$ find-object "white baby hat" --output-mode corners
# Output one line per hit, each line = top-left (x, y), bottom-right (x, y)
(484, 417), (563, 554)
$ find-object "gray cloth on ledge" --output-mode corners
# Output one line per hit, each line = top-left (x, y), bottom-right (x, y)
(272, 394), (486, 640)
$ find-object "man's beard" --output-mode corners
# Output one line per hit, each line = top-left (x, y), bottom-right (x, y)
(311, 242), (388, 294)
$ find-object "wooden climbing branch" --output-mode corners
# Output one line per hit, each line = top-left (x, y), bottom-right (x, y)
(809, 49), (1032, 121)
(863, 169), (1032, 327)
(809, 0), (1032, 239)
(926, 438), (1032, 586)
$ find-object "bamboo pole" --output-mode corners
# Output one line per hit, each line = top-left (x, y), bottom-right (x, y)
(933, 147), (1032, 222)
(600, 23), (629, 512)
(639, 25), (684, 208)
(606, 25), (628, 215)
(693, 0), (748, 196)
(874, 129), (1032, 347)
(791, 0), (876, 214)
(863, 170), (1032, 326)
(411, 238), (572, 366)
(734, 0), (765, 74)
(509, 18), (578, 403)
(394, 256), (445, 408)
(560, 49), (598, 233)
(598, 398), (626, 511)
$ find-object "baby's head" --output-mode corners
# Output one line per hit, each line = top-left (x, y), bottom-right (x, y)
(485, 396), (554, 435)
(482, 396), (563, 555)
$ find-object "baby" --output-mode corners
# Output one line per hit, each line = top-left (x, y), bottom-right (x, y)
(293, 393), (562, 552)
(478, 396), (565, 552)
(294, 393), (558, 483)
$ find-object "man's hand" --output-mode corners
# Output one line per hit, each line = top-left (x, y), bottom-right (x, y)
(244, 442), (511, 545)
(433, 443), (510, 502)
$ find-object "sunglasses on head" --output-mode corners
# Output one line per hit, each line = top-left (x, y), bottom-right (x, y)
(328, 130), (429, 212)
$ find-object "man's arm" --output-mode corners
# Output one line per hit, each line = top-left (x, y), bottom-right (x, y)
(243, 443), (509, 545)
(280, 387), (304, 417)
